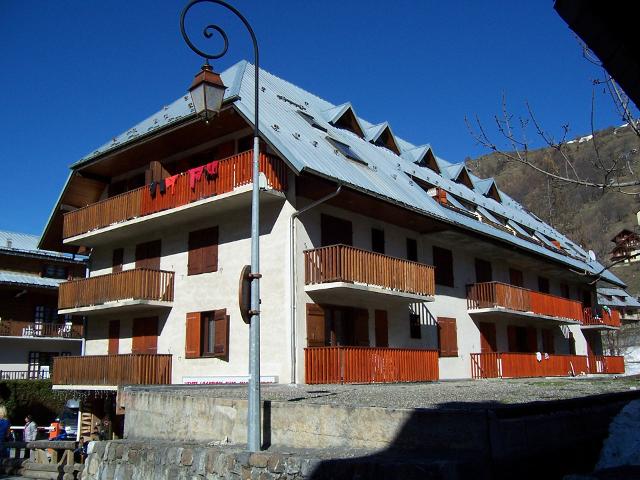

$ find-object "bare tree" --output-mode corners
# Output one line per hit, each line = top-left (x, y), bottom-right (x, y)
(466, 42), (640, 195)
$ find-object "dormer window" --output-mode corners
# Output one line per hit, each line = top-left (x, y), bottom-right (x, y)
(297, 111), (327, 132)
(326, 136), (365, 164)
(485, 182), (502, 203)
(367, 123), (400, 155)
(455, 167), (474, 190)
(323, 103), (365, 138)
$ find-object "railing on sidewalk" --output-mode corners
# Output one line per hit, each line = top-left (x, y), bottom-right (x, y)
(583, 308), (622, 328)
(304, 244), (436, 297)
(305, 346), (439, 384)
(52, 354), (172, 386)
(0, 320), (83, 339)
(471, 352), (625, 379)
(62, 150), (288, 239)
(466, 282), (585, 323)
(58, 268), (174, 310)
(0, 370), (50, 380)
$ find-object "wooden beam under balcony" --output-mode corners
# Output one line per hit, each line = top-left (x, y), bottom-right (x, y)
(466, 281), (584, 324)
(62, 150), (288, 246)
(58, 269), (174, 315)
(304, 244), (436, 302)
(52, 354), (172, 388)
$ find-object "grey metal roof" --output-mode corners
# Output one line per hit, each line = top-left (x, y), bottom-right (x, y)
(597, 287), (640, 308)
(0, 271), (62, 289)
(0, 229), (83, 262)
(60, 60), (623, 286)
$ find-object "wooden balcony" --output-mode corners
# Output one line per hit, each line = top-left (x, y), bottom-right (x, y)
(58, 269), (174, 315)
(0, 370), (50, 380)
(466, 282), (584, 324)
(304, 245), (436, 302)
(52, 354), (172, 387)
(471, 352), (624, 379)
(0, 320), (83, 339)
(63, 150), (288, 243)
(582, 308), (622, 329)
(305, 347), (439, 384)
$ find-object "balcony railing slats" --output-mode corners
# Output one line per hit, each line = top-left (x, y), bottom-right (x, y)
(305, 347), (439, 384)
(52, 354), (172, 386)
(467, 281), (584, 323)
(58, 269), (174, 310)
(0, 320), (83, 339)
(304, 244), (435, 297)
(471, 352), (624, 379)
(0, 370), (50, 380)
(63, 150), (287, 239)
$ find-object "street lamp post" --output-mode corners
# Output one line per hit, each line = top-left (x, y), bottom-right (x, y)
(180, 0), (262, 452)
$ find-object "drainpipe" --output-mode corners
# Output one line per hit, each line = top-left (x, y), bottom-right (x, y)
(289, 184), (342, 384)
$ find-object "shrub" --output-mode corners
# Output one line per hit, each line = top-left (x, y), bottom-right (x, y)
(0, 379), (65, 426)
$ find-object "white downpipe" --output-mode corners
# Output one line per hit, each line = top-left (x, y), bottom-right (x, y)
(289, 185), (342, 384)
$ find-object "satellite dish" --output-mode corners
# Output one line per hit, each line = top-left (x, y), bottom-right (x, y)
(588, 250), (596, 262)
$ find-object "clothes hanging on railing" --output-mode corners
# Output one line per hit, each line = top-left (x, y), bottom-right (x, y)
(149, 181), (158, 198)
(204, 160), (219, 179)
(158, 178), (166, 195)
(164, 175), (179, 194)
(189, 166), (205, 189)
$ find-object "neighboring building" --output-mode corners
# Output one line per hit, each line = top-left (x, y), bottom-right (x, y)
(609, 229), (640, 264)
(39, 61), (627, 408)
(597, 287), (640, 323)
(0, 230), (86, 380)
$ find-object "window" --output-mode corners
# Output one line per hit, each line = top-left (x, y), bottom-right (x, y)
(475, 258), (493, 283)
(406, 238), (418, 262)
(135, 239), (161, 270)
(34, 306), (56, 323)
(185, 309), (229, 359)
(371, 228), (385, 254)
(433, 246), (454, 287)
(326, 136), (365, 164)
(541, 329), (555, 354)
(538, 277), (550, 294)
(560, 283), (570, 299)
(437, 317), (458, 357)
(331, 106), (365, 138)
(409, 313), (421, 339)
(108, 320), (120, 355)
(321, 214), (352, 247)
(43, 264), (67, 279)
(298, 111), (327, 132)
(509, 268), (523, 287)
(508, 326), (537, 352)
(112, 248), (124, 273)
(188, 227), (219, 275)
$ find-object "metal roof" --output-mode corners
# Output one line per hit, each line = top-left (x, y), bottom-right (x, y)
(0, 229), (84, 262)
(0, 271), (63, 289)
(56, 60), (623, 286)
(597, 287), (640, 308)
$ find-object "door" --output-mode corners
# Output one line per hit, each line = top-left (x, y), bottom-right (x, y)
(353, 309), (369, 346)
(475, 258), (493, 283)
(509, 268), (523, 287)
(132, 317), (158, 354)
(135, 240), (161, 270)
(306, 303), (326, 347)
(112, 248), (124, 274)
(108, 320), (120, 355)
(374, 310), (388, 347)
(320, 214), (352, 247)
(478, 322), (498, 377)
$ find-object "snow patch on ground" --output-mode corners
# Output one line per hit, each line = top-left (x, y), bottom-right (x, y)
(596, 399), (640, 469)
(568, 134), (594, 144)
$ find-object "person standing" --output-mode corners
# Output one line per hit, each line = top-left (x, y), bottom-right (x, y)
(0, 405), (11, 458)
(24, 414), (37, 442)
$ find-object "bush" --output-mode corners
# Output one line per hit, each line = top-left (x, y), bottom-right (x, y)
(0, 379), (65, 427)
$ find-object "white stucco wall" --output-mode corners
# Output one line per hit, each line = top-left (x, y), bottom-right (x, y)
(0, 338), (82, 372)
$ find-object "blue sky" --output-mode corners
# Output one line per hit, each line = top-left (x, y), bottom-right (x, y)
(0, 1), (630, 237)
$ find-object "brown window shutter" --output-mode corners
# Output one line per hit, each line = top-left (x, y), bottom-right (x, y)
(202, 227), (219, 274)
(213, 308), (229, 358)
(374, 310), (388, 348)
(437, 317), (458, 357)
(507, 326), (518, 352)
(132, 317), (158, 355)
(136, 240), (161, 270)
(112, 248), (124, 274)
(354, 309), (369, 346)
(146, 318), (158, 355)
(526, 327), (538, 352)
(108, 320), (120, 355)
(306, 303), (326, 347)
(188, 230), (203, 276)
(185, 312), (202, 358)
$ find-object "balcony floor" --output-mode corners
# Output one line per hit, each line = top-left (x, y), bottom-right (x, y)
(59, 299), (173, 316)
(580, 324), (620, 330)
(468, 307), (582, 325)
(64, 183), (285, 248)
(305, 282), (435, 304)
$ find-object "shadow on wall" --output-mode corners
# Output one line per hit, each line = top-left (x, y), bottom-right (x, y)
(260, 391), (639, 480)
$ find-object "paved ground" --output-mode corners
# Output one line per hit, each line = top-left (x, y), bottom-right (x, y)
(130, 375), (640, 410)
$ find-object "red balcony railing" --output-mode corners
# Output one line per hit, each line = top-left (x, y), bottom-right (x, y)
(0, 320), (83, 339)
(467, 282), (585, 323)
(304, 244), (435, 297)
(583, 308), (622, 328)
(62, 150), (288, 239)
(58, 269), (174, 310)
(305, 347), (439, 384)
(471, 352), (624, 379)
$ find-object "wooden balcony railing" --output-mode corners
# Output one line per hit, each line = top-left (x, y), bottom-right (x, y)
(0, 370), (50, 380)
(305, 347), (439, 384)
(63, 150), (288, 239)
(0, 320), (83, 339)
(471, 352), (624, 379)
(304, 245), (436, 297)
(52, 354), (172, 386)
(58, 269), (174, 310)
(466, 282), (585, 323)
(583, 308), (622, 328)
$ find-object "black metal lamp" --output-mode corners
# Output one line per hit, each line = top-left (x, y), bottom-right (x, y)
(189, 63), (227, 121)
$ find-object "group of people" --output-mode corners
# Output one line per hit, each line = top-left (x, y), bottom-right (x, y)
(0, 406), (39, 443)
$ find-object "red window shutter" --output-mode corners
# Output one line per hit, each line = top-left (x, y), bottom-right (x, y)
(306, 303), (326, 347)
(507, 326), (518, 352)
(185, 312), (202, 358)
(213, 308), (228, 358)
(437, 317), (458, 357)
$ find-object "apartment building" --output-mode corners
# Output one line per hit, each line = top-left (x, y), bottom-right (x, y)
(40, 61), (626, 397)
(0, 230), (86, 379)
